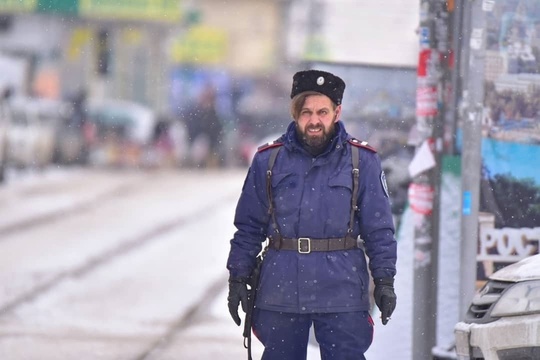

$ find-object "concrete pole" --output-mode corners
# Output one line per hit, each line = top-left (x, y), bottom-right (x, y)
(447, 0), (465, 156)
(412, 1), (449, 358)
(459, 0), (485, 320)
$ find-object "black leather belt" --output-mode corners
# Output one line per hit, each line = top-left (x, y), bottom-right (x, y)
(270, 237), (359, 254)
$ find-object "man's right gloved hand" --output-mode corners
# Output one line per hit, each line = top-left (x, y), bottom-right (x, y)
(227, 276), (249, 326)
(374, 277), (397, 325)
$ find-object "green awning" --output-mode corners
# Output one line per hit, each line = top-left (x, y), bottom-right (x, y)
(38, 0), (78, 14)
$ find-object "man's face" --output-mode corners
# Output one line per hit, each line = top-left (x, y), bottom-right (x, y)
(296, 94), (341, 148)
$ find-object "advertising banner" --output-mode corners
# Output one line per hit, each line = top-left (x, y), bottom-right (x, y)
(0, 0), (180, 21)
(0, 0), (37, 12)
(79, 0), (181, 22)
(477, 0), (540, 280)
(170, 26), (228, 65)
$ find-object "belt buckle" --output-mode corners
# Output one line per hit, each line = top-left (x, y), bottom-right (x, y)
(298, 238), (311, 254)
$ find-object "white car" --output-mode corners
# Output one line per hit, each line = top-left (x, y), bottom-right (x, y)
(87, 99), (156, 145)
(454, 254), (540, 360)
(0, 96), (9, 181)
(6, 97), (60, 169)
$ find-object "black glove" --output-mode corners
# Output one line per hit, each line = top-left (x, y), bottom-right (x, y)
(374, 277), (397, 325)
(227, 276), (249, 326)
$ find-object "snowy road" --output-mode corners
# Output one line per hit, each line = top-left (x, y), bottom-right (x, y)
(0, 168), (252, 359)
(0, 167), (459, 359)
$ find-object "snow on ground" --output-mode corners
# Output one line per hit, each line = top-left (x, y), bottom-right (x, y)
(436, 166), (461, 352)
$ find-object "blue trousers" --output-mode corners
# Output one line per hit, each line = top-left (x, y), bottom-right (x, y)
(252, 308), (374, 360)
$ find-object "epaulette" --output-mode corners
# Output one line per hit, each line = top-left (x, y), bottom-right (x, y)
(348, 138), (377, 153)
(257, 140), (283, 153)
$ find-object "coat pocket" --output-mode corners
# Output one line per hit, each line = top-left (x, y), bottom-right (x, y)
(271, 172), (300, 216)
(324, 172), (354, 232)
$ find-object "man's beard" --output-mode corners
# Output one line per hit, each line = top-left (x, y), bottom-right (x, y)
(296, 122), (336, 156)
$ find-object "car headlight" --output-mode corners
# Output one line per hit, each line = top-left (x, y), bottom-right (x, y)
(491, 280), (540, 317)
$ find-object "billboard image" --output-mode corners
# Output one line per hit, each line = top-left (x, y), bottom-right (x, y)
(477, 0), (540, 280)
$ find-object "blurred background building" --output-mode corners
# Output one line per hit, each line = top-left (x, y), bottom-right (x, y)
(0, 0), (419, 172)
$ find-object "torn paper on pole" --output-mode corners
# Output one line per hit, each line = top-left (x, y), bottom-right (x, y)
(408, 140), (436, 178)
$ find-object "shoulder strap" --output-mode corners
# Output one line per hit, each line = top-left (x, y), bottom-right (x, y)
(347, 145), (360, 237)
(266, 146), (282, 243)
(241, 147), (281, 360)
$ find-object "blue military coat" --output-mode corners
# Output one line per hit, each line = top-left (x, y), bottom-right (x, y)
(227, 121), (397, 313)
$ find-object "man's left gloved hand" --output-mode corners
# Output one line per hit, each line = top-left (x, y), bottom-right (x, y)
(374, 277), (397, 325)
(227, 276), (249, 326)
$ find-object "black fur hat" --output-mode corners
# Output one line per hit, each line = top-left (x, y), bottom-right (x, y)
(290, 70), (346, 105)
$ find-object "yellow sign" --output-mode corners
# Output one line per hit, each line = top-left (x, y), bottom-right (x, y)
(79, 0), (181, 22)
(68, 28), (92, 61)
(0, 0), (37, 12)
(171, 26), (228, 65)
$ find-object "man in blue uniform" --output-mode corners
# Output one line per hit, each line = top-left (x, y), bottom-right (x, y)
(227, 69), (397, 360)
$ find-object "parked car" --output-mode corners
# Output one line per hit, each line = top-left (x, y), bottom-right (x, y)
(0, 92), (9, 182)
(6, 97), (61, 169)
(454, 254), (540, 360)
(86, 99), (156, 166)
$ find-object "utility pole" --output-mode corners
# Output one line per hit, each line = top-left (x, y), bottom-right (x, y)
(411, 0), (449, 358)
(459, 0), (484, 320)
(447, 0), (466, 156)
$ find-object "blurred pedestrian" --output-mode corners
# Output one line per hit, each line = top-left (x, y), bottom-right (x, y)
(70, 88), (87, 128)
(226, 70), (397, 359)
(148, 115), (174, 167)
(75, 89), (99, 154)
(186, 85), (223, 167)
